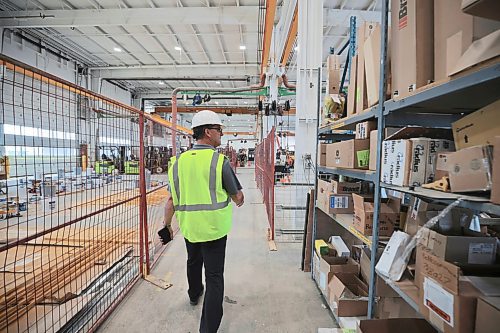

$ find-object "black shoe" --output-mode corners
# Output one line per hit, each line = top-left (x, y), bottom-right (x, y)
(189, 285), (204, 306)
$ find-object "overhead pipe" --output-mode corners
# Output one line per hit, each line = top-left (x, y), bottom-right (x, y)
(281, 74), (296, 90)
(171, 73), (266, 155)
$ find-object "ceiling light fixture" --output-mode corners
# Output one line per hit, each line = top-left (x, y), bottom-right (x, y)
(113, 47), (122, 52)
(174, 46), (182, 51)
(159, 81), (165, 85)
(239, 45), (246, 50)
(215, 81), (221, 85)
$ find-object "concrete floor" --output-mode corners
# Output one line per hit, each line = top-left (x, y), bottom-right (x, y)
(99, 167), (337, 333)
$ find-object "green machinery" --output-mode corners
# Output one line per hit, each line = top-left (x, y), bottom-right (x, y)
(95, 161), (116, 174)
(124, 161), (140, 174)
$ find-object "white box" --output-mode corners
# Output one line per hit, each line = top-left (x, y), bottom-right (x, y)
(329, 236), (350, 258)
(381, 139), (430, 186)
(376, 231), (412, 281)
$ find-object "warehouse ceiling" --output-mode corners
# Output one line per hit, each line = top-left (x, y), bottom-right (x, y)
(0, 0), (382, 134)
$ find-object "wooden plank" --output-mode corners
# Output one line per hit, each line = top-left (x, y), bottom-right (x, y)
(268, 240), (278, 251)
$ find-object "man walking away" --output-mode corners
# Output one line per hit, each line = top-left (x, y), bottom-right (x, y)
(163, 110), (244, 333)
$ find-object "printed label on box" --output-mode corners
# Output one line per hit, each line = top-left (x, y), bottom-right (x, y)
(330, 196), (349, 209)
(468, 243), (495, 264)
(423, 277), (454, 327)
(357, 150), (370, 167)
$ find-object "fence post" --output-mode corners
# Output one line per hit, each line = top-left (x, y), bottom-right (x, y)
(138, 113), (150, 276)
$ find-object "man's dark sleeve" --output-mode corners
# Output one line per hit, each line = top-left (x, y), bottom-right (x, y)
(222, 159), (242, 195)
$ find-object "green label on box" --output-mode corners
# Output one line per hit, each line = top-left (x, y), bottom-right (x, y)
(357, 149), (370, 167)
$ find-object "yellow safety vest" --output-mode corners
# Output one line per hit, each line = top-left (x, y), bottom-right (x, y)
(168, 149), (233, 242)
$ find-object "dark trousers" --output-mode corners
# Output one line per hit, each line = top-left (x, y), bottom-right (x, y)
(185, 236), (227, 333)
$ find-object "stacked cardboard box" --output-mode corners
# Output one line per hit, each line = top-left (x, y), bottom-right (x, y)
(326, 55), (342, 95)
(352, 194), (399, 237)
(475, 297), (500, 333)
(328, 273), (369, 317)
(345, 22), (381, 117)
(381, 127), (454, 187)
(415, 245), (480, 333)
(434, 0), (500, 80)
(447, 100), (500, 193)
(390, 0), (434, 98)
(317, 178), (360, 215)
(318, 253), (359, 300)
(325, 139), (370, 169)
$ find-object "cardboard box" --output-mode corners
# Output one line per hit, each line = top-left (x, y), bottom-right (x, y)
(382, 127), (454, 186)
(328, 273), (369, 317)
(356, 22), (377, 113)
(352, 194), (398, 237)
(415, 245), (474, 295)
(325, 139), (370, 169)
(327, 69), (341, 94)
(390, 0), (434, 98)
(356, 121), (377, 140)
(364, 24), (381, 107)
(462, 0), (500, 21)
(405, 197), (445, 236)
(319, 143), (328, 166)
(492, 136), (500, 204)
(419, 276), (478, 333)
(318, 178), (334, 196)
(360, 247), (399, 298)
(347, 55), (358, 117)
(475, 297), (500, 333)
(358, 318), (438, 333)
(418, 228), (497, 264)
(317, 178), (333, 213)
(318, 254), (360, 298)
(376, 231), (412, 281)
(415, 246), (479, 333)
(452, 99), (500, 150)
(425, 140), (455, 183)
(448, 145), (493, 192)
(381, 139), (429, 186)
(434, 0), (500, 81)
(435, 152), (452, 180)
(449, 29), (500, 76)
(332, 180), (361, 194)
(375, 297), (420, 320)
(328, 194), (354, 214)
(327, 54), (342, 71)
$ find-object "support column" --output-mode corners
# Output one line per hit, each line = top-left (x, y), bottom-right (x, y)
(294, 0), (323, 182)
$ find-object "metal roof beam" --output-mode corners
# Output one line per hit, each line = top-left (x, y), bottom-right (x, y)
(91, 64), (259, 79)
(324, 8), (384, 26)
(0, 7), (259, 28)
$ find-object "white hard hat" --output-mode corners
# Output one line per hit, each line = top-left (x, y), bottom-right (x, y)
(191, 110), (223, 129)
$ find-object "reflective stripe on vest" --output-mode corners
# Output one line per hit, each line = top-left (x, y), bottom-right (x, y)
(171, 151), (230, 212)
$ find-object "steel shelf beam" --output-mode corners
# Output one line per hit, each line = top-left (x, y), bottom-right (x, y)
(318, 107), (376, 132)
(317, 166), (376, 182)
(381, 184), (500, 216)
(384, 62), (500, 114)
